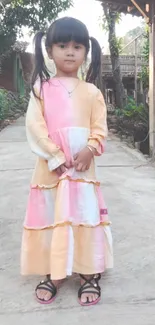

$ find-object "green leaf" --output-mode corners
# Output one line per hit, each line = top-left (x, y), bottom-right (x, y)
(0, 0), (73, 56)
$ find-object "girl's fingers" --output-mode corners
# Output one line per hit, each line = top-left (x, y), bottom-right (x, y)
(75, 163), (88, 172)
(64, 161), (72, 169)
(64, 162), (69, 168)
(74, 154), (78, 160)
(74, 159), (78, 168)
(82, 165), (87, 172)
(55, 164), (66, 176)
(56, 167), (62, 176)
(60, 165), (66, 173)
(75, 162), (83, 172)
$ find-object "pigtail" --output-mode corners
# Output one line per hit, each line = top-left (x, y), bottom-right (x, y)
(86, 37), (101, 85)
(31, 31), (50, 97)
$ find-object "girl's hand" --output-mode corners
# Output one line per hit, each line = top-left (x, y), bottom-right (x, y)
(74, 146), (95, 172)
(55, 161), (72, 176)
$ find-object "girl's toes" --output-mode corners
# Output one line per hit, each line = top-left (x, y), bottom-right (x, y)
(81, 294), (87, 303)
(88, 295), (93, 303)
(44, 292), (52, 301)
(93, 294), (98, 301)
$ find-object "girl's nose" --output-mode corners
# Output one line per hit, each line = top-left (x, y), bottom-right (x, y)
(66, 48), (74, 56)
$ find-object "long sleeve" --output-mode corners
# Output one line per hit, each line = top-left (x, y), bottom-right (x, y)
(88, 89), (108, 156)
(26, 91), (66, 171)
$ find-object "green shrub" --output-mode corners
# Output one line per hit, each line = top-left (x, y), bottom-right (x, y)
(115, 96), (148, 127)
(0, 88), (29, 121)
(0, 89), (9, 120)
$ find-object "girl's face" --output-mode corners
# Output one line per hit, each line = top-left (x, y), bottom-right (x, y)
(48, 41), (86, 76)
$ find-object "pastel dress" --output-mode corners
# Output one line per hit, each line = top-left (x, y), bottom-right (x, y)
(21, 78), (113, 280)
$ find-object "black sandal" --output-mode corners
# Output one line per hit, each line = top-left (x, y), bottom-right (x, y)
(35, 274), (57, 304)
(78, 274), (101, 306)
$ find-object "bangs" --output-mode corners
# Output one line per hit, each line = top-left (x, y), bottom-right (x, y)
(51, 17), (89, 47)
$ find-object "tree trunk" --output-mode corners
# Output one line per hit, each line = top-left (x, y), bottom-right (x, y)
(103, 5), (126, 109)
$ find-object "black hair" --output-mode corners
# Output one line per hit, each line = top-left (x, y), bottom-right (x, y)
(31, 17), (102, 96)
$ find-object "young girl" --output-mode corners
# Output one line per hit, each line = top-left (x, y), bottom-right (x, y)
(21, 17), (113, 307)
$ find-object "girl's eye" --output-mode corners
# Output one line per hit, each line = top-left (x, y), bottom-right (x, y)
(59, 44), (65, 49)
(75, 45), (81, 49)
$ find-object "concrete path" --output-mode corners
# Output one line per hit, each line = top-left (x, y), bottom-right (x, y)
(0, 117), (155, 324)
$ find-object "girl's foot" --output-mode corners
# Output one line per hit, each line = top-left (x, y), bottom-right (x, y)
(35, 274), (60, 304)
(78, 274), (101, 306)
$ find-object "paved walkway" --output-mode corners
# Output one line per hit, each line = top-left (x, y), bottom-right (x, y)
(0, 117), (155, 324)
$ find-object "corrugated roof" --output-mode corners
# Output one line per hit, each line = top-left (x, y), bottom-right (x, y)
(96, 0), (152, 17)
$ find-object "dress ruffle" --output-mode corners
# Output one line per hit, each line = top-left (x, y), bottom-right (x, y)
(24, 178), (109, 230)
(21, 225), (113, 279)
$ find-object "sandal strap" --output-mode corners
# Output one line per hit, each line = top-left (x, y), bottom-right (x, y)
(78, 285), (101, 298)
(35, 277), (57, 297)
(78, 274), (101, 299)
(79, 273), (101, 283)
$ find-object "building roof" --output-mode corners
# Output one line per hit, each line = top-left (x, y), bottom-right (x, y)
(96, 0), (152, 17)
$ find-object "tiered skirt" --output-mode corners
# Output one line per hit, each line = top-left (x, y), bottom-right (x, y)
(21, 176), (113, 280)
